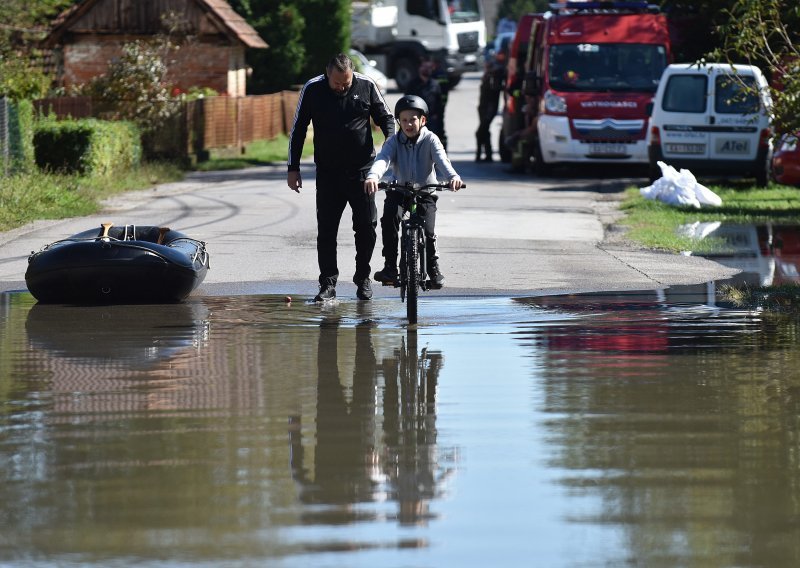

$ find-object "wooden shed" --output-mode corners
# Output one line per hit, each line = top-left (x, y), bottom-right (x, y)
(43, 0), (268, 97)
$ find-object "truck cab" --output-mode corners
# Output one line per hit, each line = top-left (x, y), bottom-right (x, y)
(351, 0), (485, 91)
(500, 1), (671, 174)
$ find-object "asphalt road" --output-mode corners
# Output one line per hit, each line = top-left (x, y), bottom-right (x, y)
(0, 72), (739, 300)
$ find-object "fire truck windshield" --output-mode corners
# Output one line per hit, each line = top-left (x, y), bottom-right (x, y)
(548, 43), (667, 93)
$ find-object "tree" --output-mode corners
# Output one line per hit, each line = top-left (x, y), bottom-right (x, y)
(75, 40), (180, 133)
(0, 0), (74, 100)
(300, 0), (350, 80)
(709, 0), (800, 136)
(229, 0), (306, 93)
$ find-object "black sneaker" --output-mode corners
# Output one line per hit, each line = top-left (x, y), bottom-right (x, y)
(356, 278), (373, 300)
(428, 263), (444, 289)
(374, 265), (399, 285)
(314, 284), (336, 302)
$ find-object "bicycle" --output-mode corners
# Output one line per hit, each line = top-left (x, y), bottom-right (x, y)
(377, 180), (465, 324)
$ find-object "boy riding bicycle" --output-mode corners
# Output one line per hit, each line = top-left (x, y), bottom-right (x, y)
(363, 95), (463, 288)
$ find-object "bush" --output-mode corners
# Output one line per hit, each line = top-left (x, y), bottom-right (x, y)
(33, 118), (141, 176)
(3, 98), (35, 172)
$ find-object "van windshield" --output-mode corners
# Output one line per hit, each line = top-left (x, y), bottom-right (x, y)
(548, 44), (667, 93)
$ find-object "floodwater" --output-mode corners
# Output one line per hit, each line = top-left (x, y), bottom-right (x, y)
(2, 283), (800, 567)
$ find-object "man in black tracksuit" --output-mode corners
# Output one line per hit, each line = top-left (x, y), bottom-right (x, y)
(288, 53), (395, 302)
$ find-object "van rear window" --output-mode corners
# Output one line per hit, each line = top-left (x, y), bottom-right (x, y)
(662, 75), (707, 113)
(715, 75), (760, 114)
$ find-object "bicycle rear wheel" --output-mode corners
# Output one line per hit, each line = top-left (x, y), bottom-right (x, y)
(406, 227), (420, 324)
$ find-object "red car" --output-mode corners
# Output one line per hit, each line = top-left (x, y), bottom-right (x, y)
(772, 133), (800, 186)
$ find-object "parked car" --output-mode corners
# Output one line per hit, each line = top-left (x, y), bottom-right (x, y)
(771, 133), (800, 186)
(648, 63), (772, 186)
(350, 48), (389, 94)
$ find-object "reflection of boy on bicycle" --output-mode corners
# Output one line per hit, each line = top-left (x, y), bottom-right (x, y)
(363, 95), (463, 288)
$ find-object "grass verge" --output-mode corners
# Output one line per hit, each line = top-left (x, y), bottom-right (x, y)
(194, 134), (312, 171)
(619, 182), (800, 252)
(0, 162), (184, 233)
(619, 181), (800, 310)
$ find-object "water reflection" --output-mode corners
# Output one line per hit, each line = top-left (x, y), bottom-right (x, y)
(290, 304), (453, 534)
(682, 222), (800, 286)
(521, 288), (800, 567)
(2, 290), (800, 566)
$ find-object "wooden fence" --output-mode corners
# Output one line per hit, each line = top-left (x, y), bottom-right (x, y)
(33, 91), (301, 161)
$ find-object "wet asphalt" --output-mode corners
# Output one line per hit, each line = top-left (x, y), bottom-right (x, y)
(0, 72), (739, 300)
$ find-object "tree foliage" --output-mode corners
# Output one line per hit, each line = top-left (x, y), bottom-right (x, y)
(300, 0), (350, 80)
(229, 0), (306, 93)
(0, 0), (74, 100)
(74, 40), (180, 133)
(708, 0), (800, 136)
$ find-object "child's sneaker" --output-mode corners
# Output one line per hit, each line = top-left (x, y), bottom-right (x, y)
(428, 262), (444, 289)
(374, 264), (399, 285)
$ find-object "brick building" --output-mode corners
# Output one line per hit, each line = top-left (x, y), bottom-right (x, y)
(42, 0), (268, 97)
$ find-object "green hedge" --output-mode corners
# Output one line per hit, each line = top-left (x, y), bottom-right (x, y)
(33, 118), (141, 176)
(2, 98), (35, 173)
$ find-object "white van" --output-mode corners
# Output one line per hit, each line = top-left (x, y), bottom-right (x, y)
(648, 63), (772, 186)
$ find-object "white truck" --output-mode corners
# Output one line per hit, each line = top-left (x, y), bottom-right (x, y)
(351, 0), (486, 92)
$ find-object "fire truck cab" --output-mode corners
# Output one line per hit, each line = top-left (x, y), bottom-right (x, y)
(501, 1), (671, 174)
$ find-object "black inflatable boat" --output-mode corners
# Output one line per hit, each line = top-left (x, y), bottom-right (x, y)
(25, 223), (210, 304)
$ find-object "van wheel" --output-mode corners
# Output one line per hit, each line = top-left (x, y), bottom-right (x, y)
(648, 160), (661, 184)
(755, 165), (769, 188)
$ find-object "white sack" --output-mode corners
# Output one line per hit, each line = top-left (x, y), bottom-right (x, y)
(640, 161), (722, 208)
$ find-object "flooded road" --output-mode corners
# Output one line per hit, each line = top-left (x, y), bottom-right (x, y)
(2, 286), (800, 567)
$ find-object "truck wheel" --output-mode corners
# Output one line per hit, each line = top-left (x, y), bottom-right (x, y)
(447, 74), (461, 89)
(394, 58), (417, 92)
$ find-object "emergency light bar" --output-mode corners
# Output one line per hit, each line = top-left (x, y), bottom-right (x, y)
(548, 1), (660, 13)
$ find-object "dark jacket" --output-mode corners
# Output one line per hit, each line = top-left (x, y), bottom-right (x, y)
(288, 72), (394, 172)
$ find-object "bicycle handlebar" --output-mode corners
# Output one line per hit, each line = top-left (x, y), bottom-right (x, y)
(377, 181), (466, 191)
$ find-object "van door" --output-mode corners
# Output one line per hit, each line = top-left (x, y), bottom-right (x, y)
(659, 73), (710, 161)
(708, 73), (761, 163)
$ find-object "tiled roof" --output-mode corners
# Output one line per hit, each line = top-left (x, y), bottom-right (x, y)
(43, 0), (268, 49)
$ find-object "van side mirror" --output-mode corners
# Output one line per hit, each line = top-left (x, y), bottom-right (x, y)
(523, 71), (541, 96)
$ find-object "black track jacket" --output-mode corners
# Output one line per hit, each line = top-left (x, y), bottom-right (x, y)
(288, 72), (394, 173)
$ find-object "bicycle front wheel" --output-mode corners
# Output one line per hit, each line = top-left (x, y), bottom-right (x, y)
(406, 227), (420, 324)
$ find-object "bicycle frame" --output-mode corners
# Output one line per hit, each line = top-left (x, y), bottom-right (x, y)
(378, 181), (464, 324)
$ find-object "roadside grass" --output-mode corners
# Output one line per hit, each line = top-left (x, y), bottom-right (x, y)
(0, 162), (183, 233)
(619, 181), (800, 311)
(194, 134), (312, 171)
(619, 182), (800, 252)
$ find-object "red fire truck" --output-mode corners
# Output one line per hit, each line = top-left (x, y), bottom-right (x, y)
(501, 1), (671, 174)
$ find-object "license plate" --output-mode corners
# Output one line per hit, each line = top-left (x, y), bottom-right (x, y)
(588, 143), (626, 156)
(665, 143), (705, 154)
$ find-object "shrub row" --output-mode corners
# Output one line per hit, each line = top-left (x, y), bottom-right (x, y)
(33, 118), (141, 177)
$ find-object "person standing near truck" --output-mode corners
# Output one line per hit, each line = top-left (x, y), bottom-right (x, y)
(407, 58), (447, 149)
(287, 53), (395, 302)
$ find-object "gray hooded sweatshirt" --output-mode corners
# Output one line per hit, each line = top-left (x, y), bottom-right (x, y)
(366, 127), (458, 188)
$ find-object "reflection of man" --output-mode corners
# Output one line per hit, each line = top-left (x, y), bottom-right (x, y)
(290, 306), (380, 507)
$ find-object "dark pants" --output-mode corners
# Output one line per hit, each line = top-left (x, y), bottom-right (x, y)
(380, 190), (438, 267)
(476, 94), (499, 159)
(316, 168), (377, 287)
